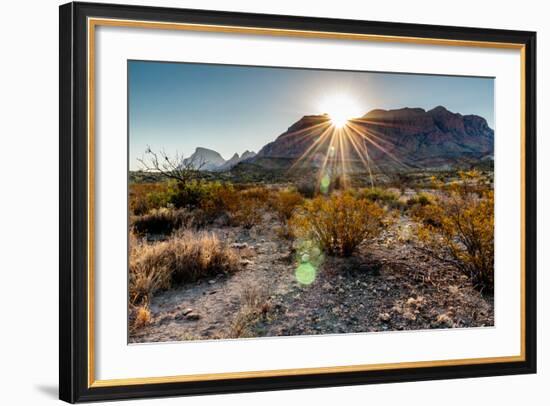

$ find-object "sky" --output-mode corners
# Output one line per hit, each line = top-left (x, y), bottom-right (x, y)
(128, 60), (494, 170)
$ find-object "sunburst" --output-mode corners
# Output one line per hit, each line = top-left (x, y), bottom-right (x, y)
(283, 95), (410, 189)
(319, 95), (362, 128)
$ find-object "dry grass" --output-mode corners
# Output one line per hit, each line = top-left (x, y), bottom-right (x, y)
(228, 283), (270, 338)
(132, 305), (152, 330)
(131, 208), (193, 236)
(129, 231), (240, 306)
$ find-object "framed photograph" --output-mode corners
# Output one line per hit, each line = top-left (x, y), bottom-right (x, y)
(59, 2), (536, 403)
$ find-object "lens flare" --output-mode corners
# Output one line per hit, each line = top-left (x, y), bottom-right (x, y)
(320, 173), (331, 194)
(294, 239), (325, 285)
(295, 262), (316, 285)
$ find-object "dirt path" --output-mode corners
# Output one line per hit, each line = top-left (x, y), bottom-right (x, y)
(129, 216), (297, 343)
(130, 215), (493, 343)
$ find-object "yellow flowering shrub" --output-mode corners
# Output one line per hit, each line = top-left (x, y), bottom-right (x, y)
(290, 192), (385, 257)
(413, 171), (494, 293)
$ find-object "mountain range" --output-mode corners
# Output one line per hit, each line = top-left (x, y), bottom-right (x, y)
(182, 147), (257, 171)
(182, 106), (493, 173)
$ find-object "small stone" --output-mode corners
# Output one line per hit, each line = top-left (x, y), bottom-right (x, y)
(379, 312), (391, 322)
(436, 313), (453, 326)
(322, 282), (333, 290)
(182, 308), (193, 316)
(338, 288), (345, 294)
(403, 310), (417, 321)
(230, 242), (248, 249)
(186, 313), (200, 321)
(159, 315), (174, 325)
(240, 259), (253, 266)
(208, 280), (216, 285)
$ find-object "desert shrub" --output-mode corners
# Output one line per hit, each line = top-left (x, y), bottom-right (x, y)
(290, 192), (386, 257)
(221, 186), (270, 228)
(165, 180), (232, 209)
(388, 173), (414, 194)
(227, 197), (264, 228)
(196, 183), (237, 224)
(129, 182), (170, 215)
(361, 187), (399, 205)
(430, 169), (492, 196)
(131, 207), (193, 236)
(239, 186), (271, 203)
(296, 178), (317, 198)
(129, 231), (240, 305)
(149, 180), (240, 226)
(270, 189), (304, 222)
(406, 193), (432, 208)
(413, 173), (494, 293)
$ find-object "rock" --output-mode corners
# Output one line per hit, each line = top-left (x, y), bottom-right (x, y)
(379, 312), (391, 322)
(435, 313), (453, 327)
(322, 282), (333, 290)
(182, 308), (193, 316)
(208, 280), (216, 285)
(230, 242), (248, 249)
(406, 296), (425, 308)
(403, 310), (417, 321)
(255, 107), (493, 172)
(186, 313), (201, 321)
(158, 315), (174, 325)
(240, 259), (253, 266)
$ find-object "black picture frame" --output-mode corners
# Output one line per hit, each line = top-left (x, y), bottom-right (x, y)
(59, 1), (537, 403)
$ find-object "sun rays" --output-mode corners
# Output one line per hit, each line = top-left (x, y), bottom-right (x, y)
(319, 94), (363, 129)
(286, 99), (411, 190)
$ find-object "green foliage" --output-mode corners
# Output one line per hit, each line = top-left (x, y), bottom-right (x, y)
(131, 208), (192, 236)
(129, 182), (170, 215)
(361, 187), (399, 205)
(165, 180), (229, 209)
(406, 193), (432, 208)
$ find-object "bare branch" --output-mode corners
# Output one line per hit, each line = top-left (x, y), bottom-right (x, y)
(136, 146), (203, 184)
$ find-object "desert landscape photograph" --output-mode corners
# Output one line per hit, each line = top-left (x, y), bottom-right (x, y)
(127, 61), (495, 343)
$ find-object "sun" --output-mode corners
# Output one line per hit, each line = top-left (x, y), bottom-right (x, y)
(320, 95), (362, 128)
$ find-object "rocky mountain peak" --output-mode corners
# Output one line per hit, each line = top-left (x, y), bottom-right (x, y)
(255, 106), (494, 169)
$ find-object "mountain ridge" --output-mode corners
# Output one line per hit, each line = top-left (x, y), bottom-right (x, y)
(253, 106), (493, 171)
(180, 106), (493, 174)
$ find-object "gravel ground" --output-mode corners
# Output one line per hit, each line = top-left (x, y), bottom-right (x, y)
(129, 214), (493, 344)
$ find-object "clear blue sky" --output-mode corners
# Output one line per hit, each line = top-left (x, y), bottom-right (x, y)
(129, 60), (494, 170)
